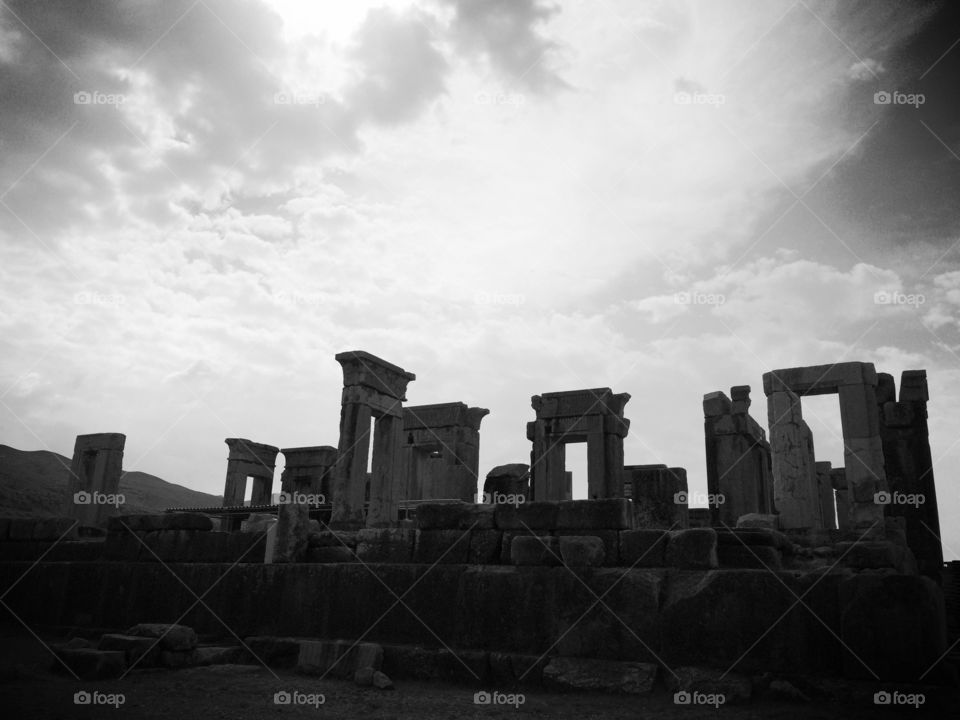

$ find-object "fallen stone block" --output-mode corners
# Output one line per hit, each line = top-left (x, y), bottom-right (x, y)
(159, 649), (197, 668)
(194, 646), (244, 666)
(244, 636), (302, 668)
(54, 648), (126, 679)
(125, 623), (197, 651)
(558, 536), (605, 567)
(297, 639), (359, 679)
(665, 665), (752, 704)
(619, 530), (667, 567)
(665, 528), (718, 569)
(511, 535), (560, 566)
(556, 499), (633, 530)
(98, 633), (160, 667)
(542, 657), (656, 694)
(414, 529), (470, 564)
(354, 666), (374, 686)
(372, 670), (393, 689)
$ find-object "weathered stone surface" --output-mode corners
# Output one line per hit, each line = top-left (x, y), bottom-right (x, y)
(459, 504), (496, 530)
(665, 529), (718, 569)
(835, 541), (907, 571)
(355, 642), (383, 671)
(619, 530), (668, 567)
(109, 513), (213, 533)
(840, 574), (946, 680)
(54, 648), (126, 679)
(415, 501), (471, 530)
(494, 501), (558, 530)
(354, 666), (374, 686)
(736, 513), (780, 530)
(298, 639), (353, 678)
(413, 529), (471, 564)
(555, 499), (633, 530)
(308, 530), (358, 548)
(244, 636), (302, 667)
(32, 517), (79, 541)
(305, 546), (355, 563)
(665, 665), (752, 704)
(98, 633), (159, 666)
(159, 649), (197, 668)
(511, 535), (560, 566)
(372, 670), (394, 689)
(557, 536), (605, 567)
(194, 646), (243, 665)
(542, 657), (656, 694)
(467, 529), (502, 564)
(355, 528), (414, 563)
(717, 544), (782, 570)
(125, 623), (197, 651)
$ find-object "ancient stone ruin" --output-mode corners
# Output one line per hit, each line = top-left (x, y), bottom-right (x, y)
(66, 432), (126, 527)
(0, 352), (954, 705)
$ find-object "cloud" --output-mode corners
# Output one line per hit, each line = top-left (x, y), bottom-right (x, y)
(848, 58), (885, 81)
(439, 0), (567, 92)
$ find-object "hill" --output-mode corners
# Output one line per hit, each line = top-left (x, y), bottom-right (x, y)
(0, 444), (221, 518)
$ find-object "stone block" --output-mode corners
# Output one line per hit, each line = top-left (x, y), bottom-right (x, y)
(308, 530), (358, 548)
(665, 666), (752, 704)
(98, 633), (159, 666)
(298, 639), (357, 679)
(494, 501), (558, 530)
(103, 533), (141, 561)
(555, 499), (633, 530)
(305, 546), (356, 563)
(835, 541), (904, 571)
(413, 529), (470, 564)
(32, 517), (79, 541)
(840, 574), (946, 680)
(558, 536), (605, 567)
(717, 544), (782, 570)
(459, 503), (496, 530)
(510, 535), (560, 566)
(467, 529), (502, 564)
(542, 657), (657, 694)
(555, 530), (619, 566)
(244, 636), (302, 668)
(8, 519), (36, 540)
(736, 513), (780, 530)
(54, 648), (126, 679)
(665, 529), (718, 569)
(619, 530), (668, 567)
(159, 650), (197, 668)
(194, 646), (244, 666)
(125, 623), (197, 651)
(355, 528), (414, 563)
(415, 501), (470, 530)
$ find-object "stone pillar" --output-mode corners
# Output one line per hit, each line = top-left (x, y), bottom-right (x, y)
(831, 468), (851, 530)
(273, 445), (337, 563)
(703, 387), (775, 526)
(330, 351), (415, 528)
(767, 389), (819, 528)
(880, 370), (943, 582)
(838, 380), (886, 529)
(222, 439), (279, 531)
(67, 433), (126, 527)
(815, 461), (838, 530)
(625, 464), (688, 528)
(279, 446), (338, 497)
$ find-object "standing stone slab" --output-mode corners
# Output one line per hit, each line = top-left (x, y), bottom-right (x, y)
(66, 433), (126, 528)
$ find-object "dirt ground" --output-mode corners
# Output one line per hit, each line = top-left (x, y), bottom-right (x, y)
(0, 632), (955, 719)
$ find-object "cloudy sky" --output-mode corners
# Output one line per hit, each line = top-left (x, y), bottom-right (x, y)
(1, 0), (958, 558)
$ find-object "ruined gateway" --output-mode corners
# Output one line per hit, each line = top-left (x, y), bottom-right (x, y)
(0, 350), (953, 699)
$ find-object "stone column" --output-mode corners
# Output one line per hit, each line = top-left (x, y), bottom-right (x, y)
(838, 381), (886, 528)
(273, 445), (337, 563)
(367, 413), (404, 526)
(767, 389), (819, 528)
(222, 439), (279, 530)
(815, 461), (838, 530)
(67, 433), (126, 527)
(331, 401), (373, 525)
(831, 468), (851, 530)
